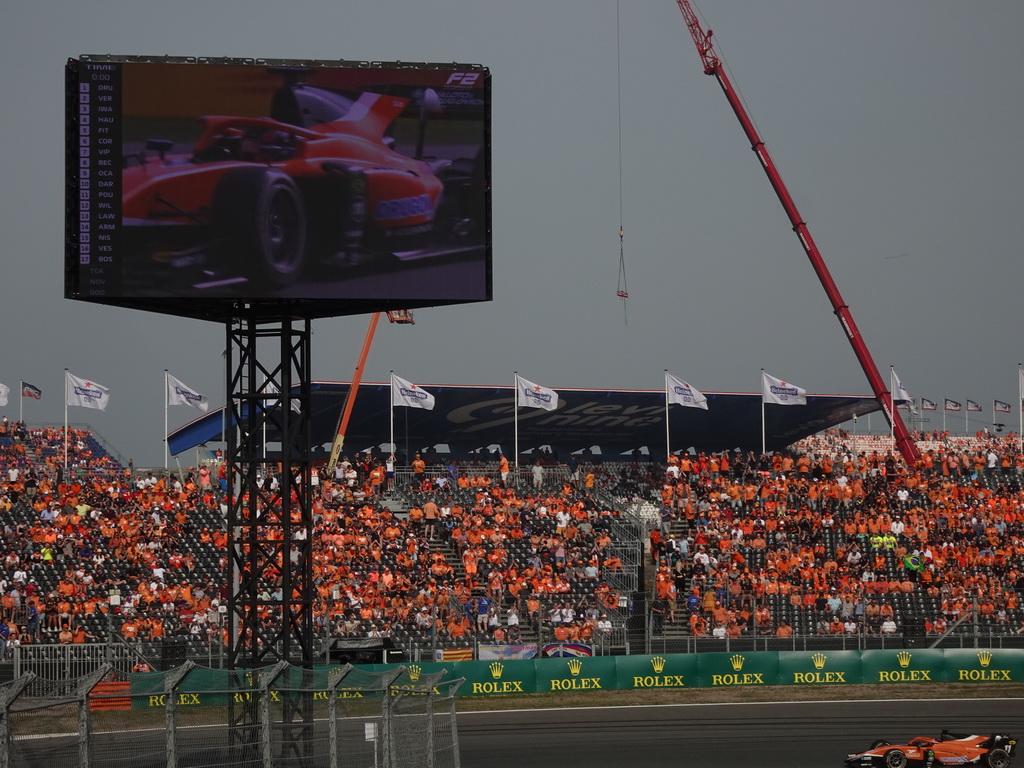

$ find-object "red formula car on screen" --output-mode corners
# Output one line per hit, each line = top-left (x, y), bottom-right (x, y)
(845, 731), (1016, 768)
(121, 68), (484, 292)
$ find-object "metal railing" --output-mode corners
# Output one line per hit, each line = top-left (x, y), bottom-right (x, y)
(644, 629), (1024, 655)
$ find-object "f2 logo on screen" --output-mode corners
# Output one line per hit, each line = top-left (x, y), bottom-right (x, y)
(445, 72), (480, 86)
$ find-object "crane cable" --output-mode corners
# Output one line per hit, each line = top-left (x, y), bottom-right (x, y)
(615, 0), (629, 324)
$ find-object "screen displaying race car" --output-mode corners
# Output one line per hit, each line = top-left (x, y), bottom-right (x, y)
(846, 730), (1016, 768)
(66, 57), (491, 321)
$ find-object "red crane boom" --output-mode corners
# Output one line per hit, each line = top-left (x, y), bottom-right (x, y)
(674, 0), (920, 466)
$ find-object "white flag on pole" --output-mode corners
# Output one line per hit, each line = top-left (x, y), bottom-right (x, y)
(516, 375), (559, 411)
(665, 372), (708, 410)
(167, 373), (210, 412)
(891, 369), (917, 414)
(391, 373), (435, 410)
(761, 371), (806, 406)
(66, 372), (111, 411)
(0, 383), (8, 407)
(262, 381), (301, 413)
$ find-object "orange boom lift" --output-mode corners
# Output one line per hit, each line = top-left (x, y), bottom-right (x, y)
(326, 310), (414, 473)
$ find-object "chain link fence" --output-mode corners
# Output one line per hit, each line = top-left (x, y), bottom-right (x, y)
(0, 661), (462, 768)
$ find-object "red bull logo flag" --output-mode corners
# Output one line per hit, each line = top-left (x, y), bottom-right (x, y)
(666, 372), (708, 410)
(761, 371), (806, 406)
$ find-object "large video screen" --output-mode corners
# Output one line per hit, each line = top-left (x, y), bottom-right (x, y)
(66, 58), (491, 321)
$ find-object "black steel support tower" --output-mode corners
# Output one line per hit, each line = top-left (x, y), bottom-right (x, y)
(225, 309), (314, 759)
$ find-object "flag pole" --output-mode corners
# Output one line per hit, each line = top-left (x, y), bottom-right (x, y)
(664, 369), (670, 462)
(19, 381), (23, 424)
(889, 367), (895, 447)
(760, 369), (766, 456)
(389, 371), (395, 459)
(1019, 364), (1023, 453)
(965, 396), (968, 436)
(221, 347), (228, 470)
(64, 369), (69, 472)
(513, 371), (519, 473)
(164, 370), (169, 470)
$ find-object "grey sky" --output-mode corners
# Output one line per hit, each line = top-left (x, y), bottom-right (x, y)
(1, 0), (1021, 465)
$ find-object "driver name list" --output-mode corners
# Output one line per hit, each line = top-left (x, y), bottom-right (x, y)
(78, 62), (122, 297)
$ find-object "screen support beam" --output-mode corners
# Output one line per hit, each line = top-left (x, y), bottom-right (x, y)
(225, 308), (314, 759)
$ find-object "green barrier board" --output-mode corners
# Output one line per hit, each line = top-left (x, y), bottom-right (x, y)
(453, 659), (537, 696)
(861, 648), (945, 684)
(778, 650), (861, 686)
(535, 656), (617, 693)
(942, 649), (1024, 683)
(695, 651), (779, 688)
(131, 649), (1024, 707)
(616, 654), (697, 690)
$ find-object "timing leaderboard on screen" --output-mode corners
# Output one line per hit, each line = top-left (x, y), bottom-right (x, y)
(77, 62), (122, 298)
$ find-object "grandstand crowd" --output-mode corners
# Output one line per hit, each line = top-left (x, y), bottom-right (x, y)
(0, 415), (1023, 658)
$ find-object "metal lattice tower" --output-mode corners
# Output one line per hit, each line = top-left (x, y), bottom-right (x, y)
(224, 310), (314, 757)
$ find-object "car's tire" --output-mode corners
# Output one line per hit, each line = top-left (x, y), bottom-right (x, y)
(211, 167), (307, 289)
(871, 740), (892, 749)
(986, 748), (1011, 768)
(884, 749), (908, 768)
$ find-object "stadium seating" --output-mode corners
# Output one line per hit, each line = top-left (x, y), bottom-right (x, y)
(0, 425), (1021, 663)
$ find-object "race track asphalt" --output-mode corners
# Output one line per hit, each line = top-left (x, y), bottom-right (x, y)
(458, 698), (1023, 768)
(13, 696), (1021, 767)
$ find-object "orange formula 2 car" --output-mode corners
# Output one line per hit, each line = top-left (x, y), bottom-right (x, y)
(845, 730), (1016, 768)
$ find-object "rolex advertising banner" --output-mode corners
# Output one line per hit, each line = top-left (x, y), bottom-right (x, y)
(861, 648), (945, 684)
(942, 649), (1024, 683)
(124, 650), (1024, 709)
(617, 654), (698, 691)
(778, 650), (860, 686)
(454, 658), (537, 696)
(696, 651), (778, 689)
(388, 661), (454, 691)
(535, 656), (616, 693)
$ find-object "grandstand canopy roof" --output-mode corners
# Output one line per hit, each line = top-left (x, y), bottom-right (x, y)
(168, 381), (881, 460)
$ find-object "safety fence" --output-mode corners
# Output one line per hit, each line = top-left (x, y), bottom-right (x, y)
(0, 662), (462, 768)
(644, 629), (1024, 656)
(366, 648), (1024, 695)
